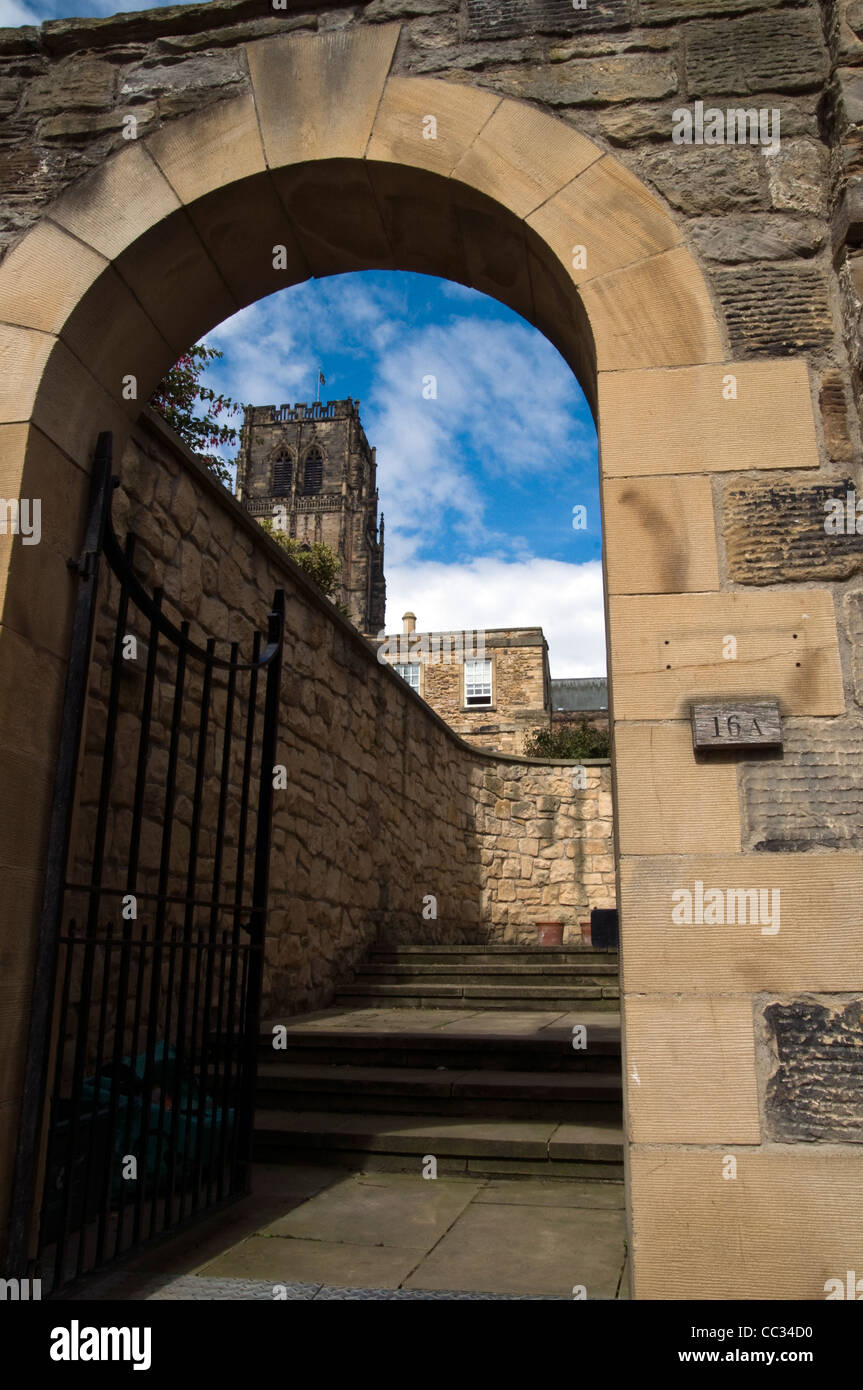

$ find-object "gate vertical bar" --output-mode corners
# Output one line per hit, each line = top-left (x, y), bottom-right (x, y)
(4, 434), (114, 1279)
(236, 590), (284, 1186)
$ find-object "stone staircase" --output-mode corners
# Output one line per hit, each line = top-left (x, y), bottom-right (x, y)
(334, 943), (620, 1011)
(254, 943), (623, 1181)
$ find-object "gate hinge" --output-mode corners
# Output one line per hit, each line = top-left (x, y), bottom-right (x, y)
(67, 549), (98, 579)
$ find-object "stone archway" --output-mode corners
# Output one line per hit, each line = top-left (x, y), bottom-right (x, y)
(0, 22), (854, 1300)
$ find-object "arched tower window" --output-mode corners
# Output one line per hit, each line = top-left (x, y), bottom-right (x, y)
(303, 446), (324, 496)
(272, 450), (293, 496)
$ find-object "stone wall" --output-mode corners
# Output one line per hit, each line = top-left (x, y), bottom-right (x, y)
(79, 408), (614, 1019)
(475, 760), (615, 941)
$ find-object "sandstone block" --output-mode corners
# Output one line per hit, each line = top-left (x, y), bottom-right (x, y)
(723, 477), (863, 584)
(740, 716), (863, 852)
(581, 245), (723, 369)
(641, 146), (764, 215)
(713, 264), (833, 355)
(687, 213), (825, 262)
(246, 24), (400, 167)
(466, 0), (628, 40)
(23, 55), (115, 113)
(481, 52), (677, 107)
(766, 139), (829, 216)
(684, 10), (828, 95)
(610, 589), (844, 719)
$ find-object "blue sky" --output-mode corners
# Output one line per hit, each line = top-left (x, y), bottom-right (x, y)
(0, 0), (176, 21)
(202, 272), (605, 677)
(4, 0), (606, 677)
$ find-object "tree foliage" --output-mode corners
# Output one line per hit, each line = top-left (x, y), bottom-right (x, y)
(150, 344), (245, 486)
(257, 516), (344, 605)
(523, 719), (610, 760)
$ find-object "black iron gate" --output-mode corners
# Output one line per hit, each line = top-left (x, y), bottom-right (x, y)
(6, 433), (285, 1295)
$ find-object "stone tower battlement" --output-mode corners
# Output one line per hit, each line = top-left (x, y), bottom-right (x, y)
(235, 395), (385, 634)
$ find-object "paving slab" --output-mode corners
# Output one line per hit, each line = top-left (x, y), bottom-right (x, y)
(538, 1011), (621, 1033)
(148, 1276), (319, 1300)
(68, 1163), (628, 1300)
(144, 1274), (569, 1300)
(197, 1234), (421, 1288)
(262, 1171), (480, 1249)
(474, 1178), (625, 1210)
(353, 1169), (479, 1189)
(467, 1157), (624, 1180)
(403, 1202), (626, 1298)
(548, 1120), (624, 1160)
(269, 1008), (470, 1033)
(436, 1011), (570, 1034)
(99, 1170), (345, 1281)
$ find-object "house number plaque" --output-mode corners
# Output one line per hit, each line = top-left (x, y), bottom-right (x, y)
(691, 701), (782, 752)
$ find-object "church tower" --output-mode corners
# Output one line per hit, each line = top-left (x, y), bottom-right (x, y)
(235, 397), (386, 635)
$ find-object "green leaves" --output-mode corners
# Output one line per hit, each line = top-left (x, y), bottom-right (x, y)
(523, 718), (610, 760)
(150, 344), (246, 486)
(257, 517), (342, 602)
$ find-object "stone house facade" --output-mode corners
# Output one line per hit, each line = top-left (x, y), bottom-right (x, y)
(375, 612), (552, 753)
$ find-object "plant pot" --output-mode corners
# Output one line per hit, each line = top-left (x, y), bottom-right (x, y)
(579, 920), (592, 946)
(536, 920), (565, 947)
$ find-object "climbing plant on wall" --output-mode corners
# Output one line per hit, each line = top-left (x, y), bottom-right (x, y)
(150, 344), (245, 487)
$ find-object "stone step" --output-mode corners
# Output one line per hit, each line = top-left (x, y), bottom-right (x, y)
(259, 1023), (621, 1073)
(334, 985), (620, 1011)
(256, 1062), (622, 1121)
(253, 1109), (624, 1178)
(357, 963), (619, 980)
(371, 947), (617, 965)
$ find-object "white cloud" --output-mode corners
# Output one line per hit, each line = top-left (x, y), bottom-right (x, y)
(384, 556), (606, 678)
(364, 314), (594, 561)
(0, 0), (40, 22)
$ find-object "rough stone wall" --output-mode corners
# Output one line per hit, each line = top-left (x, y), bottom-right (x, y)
(476, 761), (615, 942)
(76, 409), (614, 1017)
